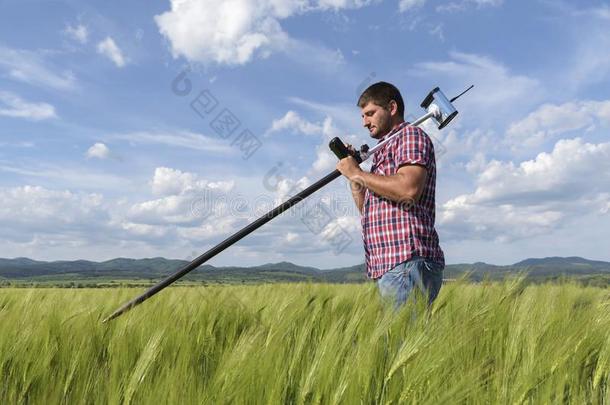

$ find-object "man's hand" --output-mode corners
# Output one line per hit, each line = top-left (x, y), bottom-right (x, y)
(336, 156), (362, 180)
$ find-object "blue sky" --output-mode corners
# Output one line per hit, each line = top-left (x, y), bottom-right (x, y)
(1, 0), (609, 268)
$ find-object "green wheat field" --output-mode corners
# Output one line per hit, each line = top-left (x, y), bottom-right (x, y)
(1, 279), (609, 404)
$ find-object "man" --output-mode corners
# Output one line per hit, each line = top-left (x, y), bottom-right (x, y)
(336, 81), (444, 308)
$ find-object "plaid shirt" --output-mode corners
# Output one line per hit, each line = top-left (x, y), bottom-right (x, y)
(362, 122), (444, 279)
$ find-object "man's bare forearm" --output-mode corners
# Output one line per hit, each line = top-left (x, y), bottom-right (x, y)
(349, 179), (365, 214)
(352, 170), (424, 205)
(336, 156), (426, 213)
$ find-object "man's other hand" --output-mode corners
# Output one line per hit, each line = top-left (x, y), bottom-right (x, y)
(336, 156), (362, 180)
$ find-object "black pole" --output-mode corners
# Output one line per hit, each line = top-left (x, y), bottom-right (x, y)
(102, 169), (342, 322)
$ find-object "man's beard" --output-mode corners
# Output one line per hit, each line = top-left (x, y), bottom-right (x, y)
(372, 120), (392, 139)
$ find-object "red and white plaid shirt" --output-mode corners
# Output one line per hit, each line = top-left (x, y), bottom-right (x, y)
(362, 122), (444, 279)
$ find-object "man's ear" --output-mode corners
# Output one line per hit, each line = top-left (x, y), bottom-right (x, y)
(388, 100), (398, 116)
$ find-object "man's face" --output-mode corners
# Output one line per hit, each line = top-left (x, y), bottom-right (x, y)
(360, 101), (392, 139)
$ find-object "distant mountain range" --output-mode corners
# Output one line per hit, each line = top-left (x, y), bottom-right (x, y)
(1, 256), (609, 285)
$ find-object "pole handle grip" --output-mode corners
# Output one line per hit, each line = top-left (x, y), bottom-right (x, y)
(329, 137), (362, 163)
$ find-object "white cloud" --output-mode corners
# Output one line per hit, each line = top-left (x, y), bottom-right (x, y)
(266, 103), (372, 177)
(311, 145), (340, 173)
(155, 0), (375, 66)
(282, 40), (346, 73)
(542, 3), (610, 92)
(0, 91), (57, 120)
(436, 0), (503, 12)
(0, 170), (364, 264)
(565, 28), (610, 91)
(320, 215), (360, 237)
(0, 45), (76, 90)
(64, 24), (89, 44)
(0, 186), (107, 239)
(394, 0), (504, 13)
(285, 232), (299, 242)
(589, 5), (610, 19)
(310, 117), (354, 173)
(0, 162), (132, 192)
(110, 130), (234, 153)
(150, 166), (234, 196)
(506, 100), (610, 151)
(274, 176), (312, 204)
(124, 167), (241, 242)
(265, 108), (363, 174)
(175, 215), (240, 241)
(126, 167), (235, 228)
(550, 2), (610, 21)
(127, 195), (197, 226)
(0, 169), (240, 254)
(287, 97), (361, 133)
(0, 166), (363, 264)
(439, 138), (610, 241)
(97, 37), (127, 67)
(409, 51), (542, 122)
(86, 143), (110, 159)
(425, 125), (496, 169)
(254, 107), (365, 257)
(399, 0), (426, 13)
(119, 222), (171, 239)
(152, 166), (202, 196)
(265, 110), (324, 136)
(0, 141), (35, 148)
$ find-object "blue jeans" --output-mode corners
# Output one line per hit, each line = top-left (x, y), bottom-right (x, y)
(377, 257), (443, 309)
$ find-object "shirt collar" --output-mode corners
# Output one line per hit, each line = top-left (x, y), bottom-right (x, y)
(377, 121), (409, 144)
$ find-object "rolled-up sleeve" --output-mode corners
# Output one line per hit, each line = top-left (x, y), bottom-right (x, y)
(394, 126), (430, 170)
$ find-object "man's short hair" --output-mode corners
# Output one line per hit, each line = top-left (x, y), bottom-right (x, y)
(357, 81), (405, 118)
